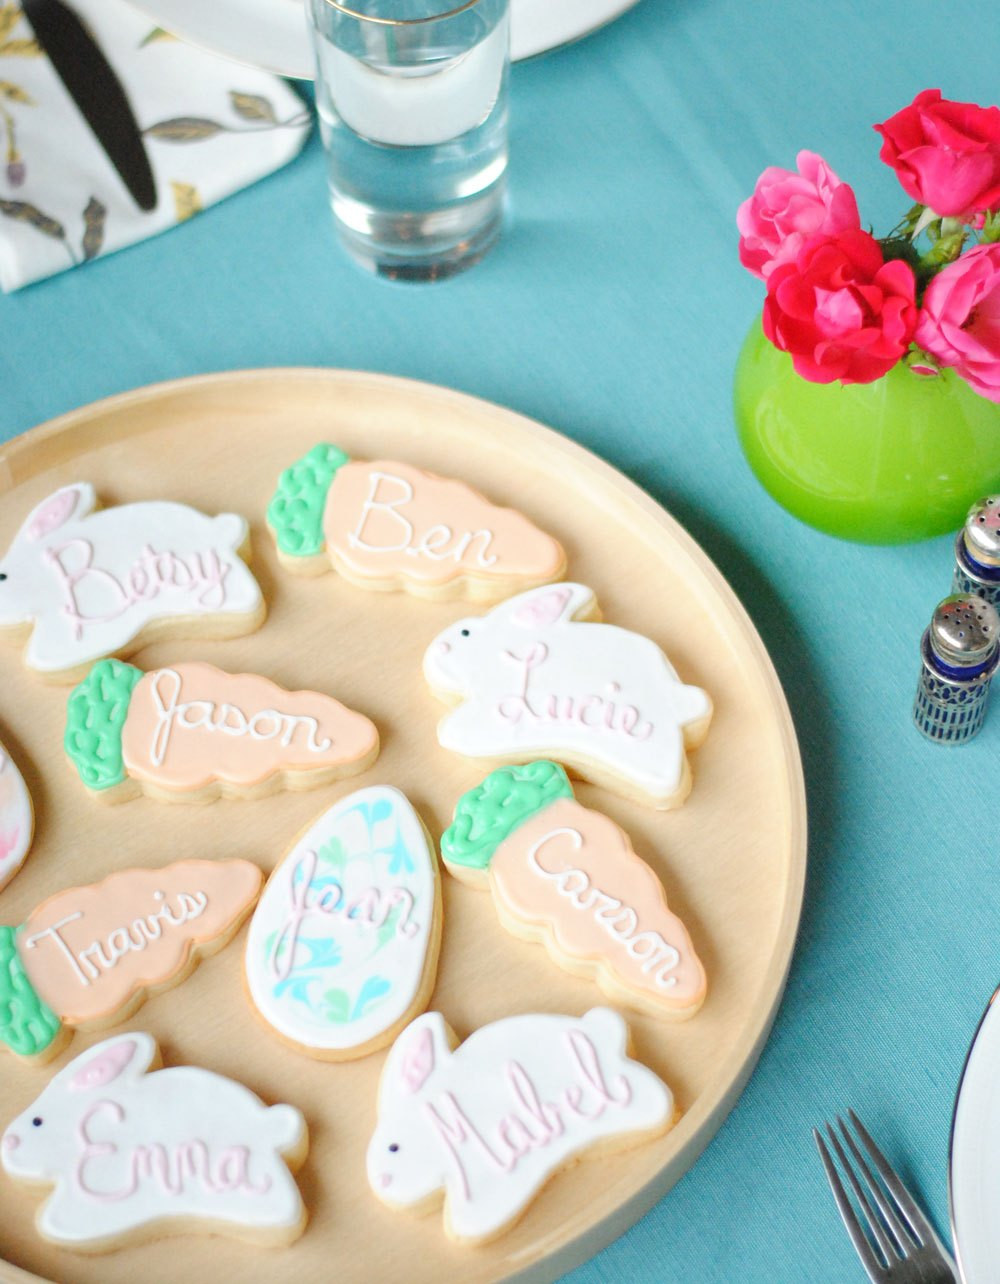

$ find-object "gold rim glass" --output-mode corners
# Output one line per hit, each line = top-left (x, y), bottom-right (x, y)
(315, 0), (486, 25)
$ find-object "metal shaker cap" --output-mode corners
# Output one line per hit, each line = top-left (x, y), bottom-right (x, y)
(964, 497), (1000, 566)
(929, 594), (1000, 667)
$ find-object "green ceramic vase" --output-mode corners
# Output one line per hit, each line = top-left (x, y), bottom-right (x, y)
(733, 317), (1000, 544)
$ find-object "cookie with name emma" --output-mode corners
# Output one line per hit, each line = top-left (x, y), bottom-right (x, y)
(65, 659), (379, 803)
(267, 442), (565, 601)
(367, 1007), (674, 1244)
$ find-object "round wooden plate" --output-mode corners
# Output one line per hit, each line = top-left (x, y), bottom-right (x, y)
(0, 370), (806, 1284)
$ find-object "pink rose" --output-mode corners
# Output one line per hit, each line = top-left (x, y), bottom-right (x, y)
(875, 89), (1000, 219)
(737, 150), (861, 280)
(915, 243), (1000, 401)
(763, 229), (918, 384)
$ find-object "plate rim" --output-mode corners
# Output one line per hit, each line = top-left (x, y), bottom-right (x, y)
(0, 367), (807, 1283)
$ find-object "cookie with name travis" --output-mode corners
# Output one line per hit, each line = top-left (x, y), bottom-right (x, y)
(268, 442), (566, 601)
(367, 1007), (674, 1244)
(0, 483), (265, 682)
(0, 859), (262, 1062)
(424, 582), (712, 809)
(65, 659), (379, 804)
(2, 1033), (308, 1251)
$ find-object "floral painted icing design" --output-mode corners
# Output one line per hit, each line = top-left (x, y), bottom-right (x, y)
(0, 739), (34, 891)
(442, 762), (706, 1019)
(0, 859), (262, 1061)
(267, 442), (566, 600)
(1, 1033), (308, 1248)
(423, 582), (713, 808)
(65, 659), (379, 800)
(245, 786), (441, 1059)
(367, 1008), (673, 1244)
(0, 483), (264, 678)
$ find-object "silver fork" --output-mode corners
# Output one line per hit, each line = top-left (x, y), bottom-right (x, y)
(813, 1110), (958, 1283)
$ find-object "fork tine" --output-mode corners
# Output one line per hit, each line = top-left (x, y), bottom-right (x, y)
(847, 1110), (938, 1247)
(813, 1127), (886, 1281)
(836, 1117), (915, 1255)
(825, 1123), (902, 1264)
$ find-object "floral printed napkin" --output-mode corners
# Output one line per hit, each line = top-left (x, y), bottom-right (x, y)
(0, 0), (311, 291)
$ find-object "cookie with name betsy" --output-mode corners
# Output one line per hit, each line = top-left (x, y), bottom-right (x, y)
(64, 659), (379, 804)
(267, 442), (566, 601)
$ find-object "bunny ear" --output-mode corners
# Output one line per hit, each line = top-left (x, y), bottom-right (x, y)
(68, 1039), (137, 1092)
(399, 1026), (435, 1093)
(22, 485), (93, 542)
(511, 586), (573, 629)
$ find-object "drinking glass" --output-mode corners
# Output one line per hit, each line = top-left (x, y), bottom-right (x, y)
(308, 0), (510, 281)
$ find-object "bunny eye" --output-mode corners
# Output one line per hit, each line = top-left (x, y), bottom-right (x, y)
(388, 1143), (399, 1153)
(460, 629), (470, 638)
(31, 1118), (42, 1128)
(0, 573), (7, 582)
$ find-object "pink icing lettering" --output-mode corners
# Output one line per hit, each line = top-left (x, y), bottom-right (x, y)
(497, 648), (654, 740)
(43, 540), (230, 641)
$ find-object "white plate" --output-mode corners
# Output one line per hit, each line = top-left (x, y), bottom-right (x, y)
(949, 984), (1000, 1283)
(123, 0), (642, 76)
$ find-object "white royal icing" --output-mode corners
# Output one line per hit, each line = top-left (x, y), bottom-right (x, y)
(0, 483), (263, 673)
(245, 786), (439, 1056)
(0, 741), (32, 890)
(0, 1033), (306, 1246)
(367, 1007), (673, 1243)
(422, 583), (711, 805)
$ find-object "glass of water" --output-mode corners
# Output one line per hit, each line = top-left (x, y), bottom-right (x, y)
(308, 0), (510, 281)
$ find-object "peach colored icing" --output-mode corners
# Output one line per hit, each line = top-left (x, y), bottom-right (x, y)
(19, 859), (262, 1025)
(323, 460), (565, 587)
(490, 798), (705, 1013)
(121, 662), (378, 791)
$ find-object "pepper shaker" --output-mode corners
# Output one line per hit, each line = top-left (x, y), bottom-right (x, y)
(953, 497), (1000, 607)
(913, 594), (1000, 744)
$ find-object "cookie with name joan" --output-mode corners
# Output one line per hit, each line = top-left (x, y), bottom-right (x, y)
(267, 442), (565, 601)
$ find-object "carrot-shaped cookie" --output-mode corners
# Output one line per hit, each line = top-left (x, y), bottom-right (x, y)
(441, 762), (706, 1019)
(267, 443), (566, 601)
(0, 859), (262, 1062)
(65, 659), (379, 803)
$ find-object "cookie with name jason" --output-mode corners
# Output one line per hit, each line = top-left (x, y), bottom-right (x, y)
(0, 859), (262, 1062)
(0, 482), (265, 682)
(267, 442), (566, 601)
(423, 582), (712, 809)
(442, 762), (706, 1019)
(367, 1007), (674, 1244)
(65, 658), (379, 804)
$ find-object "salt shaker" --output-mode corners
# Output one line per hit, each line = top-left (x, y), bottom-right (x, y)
(913, 594), (1000, 744)
(953, 497), (1000, 607)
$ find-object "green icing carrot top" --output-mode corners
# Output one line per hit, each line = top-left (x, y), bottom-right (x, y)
(267, 442), (350, 558)
(0, 925), (60, 1058)
(64, 658), (143, 791)
(441, 761), (574, 872)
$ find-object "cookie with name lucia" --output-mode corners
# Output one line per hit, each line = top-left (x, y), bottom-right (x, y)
(423, 582), (713, 809)
(245, 785), (442, 1061)
(0, 483), (265, 682)
(267, 442), (566, 601)
(2, 1033), (308, 1251)
(0, 738), (33, 892)
(367, 1007), (674, 1244)
(442, 762), (706, 1019)
(65, 659), (379, 804)
(0, 859), (262, 1062)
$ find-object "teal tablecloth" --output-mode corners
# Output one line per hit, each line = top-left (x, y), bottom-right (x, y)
(3, 2), (999, 1279)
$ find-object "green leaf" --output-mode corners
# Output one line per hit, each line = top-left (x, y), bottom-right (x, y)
(81, 197), (105, 261)
(144, 117), (224, 142)
(230, 91), (276, 124)
(322, 988), (351, 1024)
(0, 80), (32, 104)
(0, 198), (64, 239)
